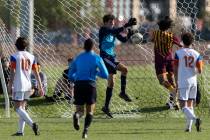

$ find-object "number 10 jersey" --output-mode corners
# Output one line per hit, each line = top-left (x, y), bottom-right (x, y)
(10, 51), (37, 92)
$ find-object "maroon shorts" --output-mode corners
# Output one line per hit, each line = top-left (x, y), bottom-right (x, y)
(155, 53), (174, 75)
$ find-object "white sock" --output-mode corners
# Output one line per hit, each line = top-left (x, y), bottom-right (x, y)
(76, 112), (84, 118)
(182, 107), (196, 121)
(16, 108), (33, 127)
(186, 119), (193, 130)
(189, 107), (196, 127)
(189, 107), (195, 117)
(18, 117), (25, 133)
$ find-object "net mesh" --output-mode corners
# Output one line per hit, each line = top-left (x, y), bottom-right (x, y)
(0, 0), (210, 118)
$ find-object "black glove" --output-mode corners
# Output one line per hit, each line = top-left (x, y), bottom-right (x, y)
(127, 29), (139, 39)
(124, 18), (137, 28)
(127, 29), (135, 39)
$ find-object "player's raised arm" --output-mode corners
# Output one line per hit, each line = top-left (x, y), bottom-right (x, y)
(99, 15), (137, 36)
(100, 26), (124, 36)
(173, 36), (182, 47)
(116, 33), (127, 43)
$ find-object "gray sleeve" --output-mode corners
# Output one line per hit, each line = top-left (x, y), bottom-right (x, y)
(40, 72), (48, 95)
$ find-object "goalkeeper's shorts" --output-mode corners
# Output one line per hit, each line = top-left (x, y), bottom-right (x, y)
(102, 56), (119, 74)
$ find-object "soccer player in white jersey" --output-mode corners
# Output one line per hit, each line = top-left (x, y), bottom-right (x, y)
(8, 37), (43, 136)
(174, 33), (203, 132)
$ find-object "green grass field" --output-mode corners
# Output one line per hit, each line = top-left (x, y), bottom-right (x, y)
(0, 117), (210, 140)
(0, 65), (210, 140)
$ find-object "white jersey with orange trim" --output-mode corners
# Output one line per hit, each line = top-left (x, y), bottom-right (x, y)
(10, 51), (37, 92)
(175, 48), (202, 88)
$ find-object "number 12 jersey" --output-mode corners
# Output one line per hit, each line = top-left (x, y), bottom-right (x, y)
(175, 48), (203, 88)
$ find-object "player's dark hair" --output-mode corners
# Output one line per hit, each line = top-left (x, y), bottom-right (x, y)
(37, 61), (41, 66)
(182, 32), (194, 46)
(84, 38), (94, 52)
(158, 16), (173, 31)
(15, 37), (29, 51)
(67, 56), (73, 62)
(103, 14), (115, 23)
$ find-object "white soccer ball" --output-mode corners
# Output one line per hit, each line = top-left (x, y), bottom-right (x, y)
(130, 32), (143, 44)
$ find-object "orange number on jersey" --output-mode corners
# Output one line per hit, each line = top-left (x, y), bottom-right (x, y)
(184, 56), (194, 68)
(21, 59), (30, 71)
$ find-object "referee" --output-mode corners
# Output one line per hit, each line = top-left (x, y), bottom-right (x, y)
(68, 38), (108, 139)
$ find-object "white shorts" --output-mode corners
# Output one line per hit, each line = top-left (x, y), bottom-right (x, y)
(178, 86), (197, 101)
(12, 91), (31, 101)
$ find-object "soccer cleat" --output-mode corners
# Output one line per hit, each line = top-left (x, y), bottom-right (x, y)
(32, 123), (40, 136)
(11, 132), (24, 136)
(101, 107), (113, 118)
(82, 129), (88, 139)
(195, 118), (202, 132)
(166, 100), (180, 110)
(119, 93), (132, 102)
(166, 102), (174, 109)
(173, 103), (180, 111)
(185, 129), (191, 132)
(73, 113), (80, 130)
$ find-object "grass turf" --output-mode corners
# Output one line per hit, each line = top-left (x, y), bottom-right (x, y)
(0, 117), (210, 140)
(0, 64), (210, 139)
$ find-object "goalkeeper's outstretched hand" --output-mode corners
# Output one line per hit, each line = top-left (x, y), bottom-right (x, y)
(124, 18), (137, 28)
(127, 29), (136, 39)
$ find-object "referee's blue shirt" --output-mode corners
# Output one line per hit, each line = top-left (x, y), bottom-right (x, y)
(68, 51), (108, 83)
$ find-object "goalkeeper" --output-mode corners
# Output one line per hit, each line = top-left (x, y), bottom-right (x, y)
(149, 16), (182, 110)
(99, 14), (137, 118)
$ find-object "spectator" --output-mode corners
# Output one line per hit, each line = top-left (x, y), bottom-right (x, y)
(0, 56), (10, 94)
(30, 62), (47, 97)
(45, 57), (74, 103)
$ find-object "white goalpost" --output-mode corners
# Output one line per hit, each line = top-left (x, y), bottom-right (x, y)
(0, 0), (210, 119)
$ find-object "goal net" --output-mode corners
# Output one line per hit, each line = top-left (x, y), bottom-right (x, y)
(0, 0), (210, 118)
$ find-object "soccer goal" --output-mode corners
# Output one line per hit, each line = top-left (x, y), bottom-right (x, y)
(0, 0), (210, 119)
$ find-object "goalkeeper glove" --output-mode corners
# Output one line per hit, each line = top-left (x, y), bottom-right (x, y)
(127, 29), (135, 39)
(124, 18), (137, 28)
(127, 29), (139, 39)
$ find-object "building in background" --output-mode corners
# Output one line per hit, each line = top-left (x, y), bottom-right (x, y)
(205, 0), (210, 13)
(105, 0), (131, 21)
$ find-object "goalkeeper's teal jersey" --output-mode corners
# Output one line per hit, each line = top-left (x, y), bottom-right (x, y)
(99, 26), (127, 57)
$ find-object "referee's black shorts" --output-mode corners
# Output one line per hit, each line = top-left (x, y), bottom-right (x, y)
(73, 81), (96, 105)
